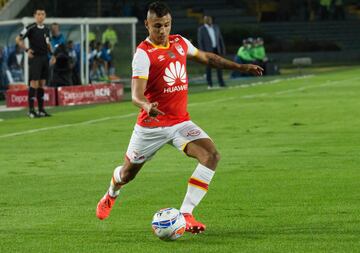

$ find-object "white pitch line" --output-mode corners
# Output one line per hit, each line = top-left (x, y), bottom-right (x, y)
(188, 97), (235, 107)
(230, 74), (315, 89)
(242, 93), (269, 99)
(274, 77), (360, 96)
(241, 76), (360, 99)
(0, 113), (137, 139)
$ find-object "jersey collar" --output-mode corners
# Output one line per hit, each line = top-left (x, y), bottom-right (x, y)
(146, 37), (170, 49)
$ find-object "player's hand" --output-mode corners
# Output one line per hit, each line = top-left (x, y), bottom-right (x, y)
(242, 64), (264, 76)
(50, 56), (56, 65)
(144, 102), (165, 118)
(27, 49), (34, 59)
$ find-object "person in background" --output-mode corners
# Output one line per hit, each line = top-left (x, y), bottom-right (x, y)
(319, 0), (331, 20)
(198, 15), (226, 88)
(16, 7), (53, 118)
(252, 37), (268, 74)
(88, 31), (97, 43)
(89, 41), (106, 82)
(237, 38), (256, 64)
(66, 40), (81, 85)
(7, 44), (25, 82)
(101, 26), (118, 47)
(252, 38), (267, 62)
(66, 40), (77, 65)
(231, 38), (256, 78)
(50, 23), (66, 49)
(100, 41), (114, 76)
(51, 43), (72, 87)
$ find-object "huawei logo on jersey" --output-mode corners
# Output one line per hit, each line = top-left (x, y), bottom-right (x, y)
(163, 61), (187, 86)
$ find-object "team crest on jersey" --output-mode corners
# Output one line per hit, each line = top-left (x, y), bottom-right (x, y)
(166, 51), (176, 59)
(175, 44), (185, 56)
(163, 61), (186, 86)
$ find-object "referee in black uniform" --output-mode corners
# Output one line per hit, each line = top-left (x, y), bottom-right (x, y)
(16, 7), (54, 118)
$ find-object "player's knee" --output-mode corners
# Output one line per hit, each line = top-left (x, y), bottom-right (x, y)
(201, 150), (220, 167)
(211, 150), (221, 164)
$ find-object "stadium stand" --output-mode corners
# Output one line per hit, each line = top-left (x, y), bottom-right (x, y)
(0, 0), (30, 20)
(258, 20), (360, 50)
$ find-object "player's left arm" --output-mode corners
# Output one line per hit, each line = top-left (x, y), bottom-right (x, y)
(189, 50), (263, 76)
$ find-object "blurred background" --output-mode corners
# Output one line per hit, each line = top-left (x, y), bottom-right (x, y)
(0, 0), (359, 101)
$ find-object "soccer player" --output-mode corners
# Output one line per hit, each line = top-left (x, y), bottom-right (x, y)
(16, 7), (53, 118)
(96, 1), (263, 234)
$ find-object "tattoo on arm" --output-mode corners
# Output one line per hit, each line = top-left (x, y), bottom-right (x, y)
(207, 52), (244, 71)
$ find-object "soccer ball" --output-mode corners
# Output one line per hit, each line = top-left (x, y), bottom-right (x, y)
(151, 208), (186, 241)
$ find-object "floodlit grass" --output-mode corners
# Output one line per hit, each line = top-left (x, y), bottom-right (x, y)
(0, 67), (359, 252)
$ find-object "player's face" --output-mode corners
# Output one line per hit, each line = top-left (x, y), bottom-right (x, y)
(145, 13), (171, 46)
(34, 10), (46, 24)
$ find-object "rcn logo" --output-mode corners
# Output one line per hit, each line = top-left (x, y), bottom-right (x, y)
(163, 61), (187, 86)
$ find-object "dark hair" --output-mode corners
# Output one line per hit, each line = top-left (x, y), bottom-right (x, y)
(148, 1), (170, 17)
(34, 6), (46, 14)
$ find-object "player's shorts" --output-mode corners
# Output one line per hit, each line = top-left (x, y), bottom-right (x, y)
(126, 120), (211, 164)
(29, 55), (49, 81)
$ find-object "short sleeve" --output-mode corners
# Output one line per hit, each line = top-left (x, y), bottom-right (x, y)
(132, 48), (150, 80)
(181, 36), (198, 56)
(19, 26), (29, 39)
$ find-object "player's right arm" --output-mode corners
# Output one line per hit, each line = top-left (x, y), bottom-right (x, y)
(192, 50), (263, 76)
(131, 78), (164, 117)
(16, 24), (34, 58)
(131, 48), (164, 118)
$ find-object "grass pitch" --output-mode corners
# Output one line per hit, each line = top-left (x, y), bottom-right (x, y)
(0, 67), (360, 253)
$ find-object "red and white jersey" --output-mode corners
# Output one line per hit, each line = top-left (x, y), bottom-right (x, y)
(132, 34), (198, 127)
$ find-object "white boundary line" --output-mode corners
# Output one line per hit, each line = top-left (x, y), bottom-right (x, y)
(0, 113), (137, 139)
(188, 97), (236, 107)
(242, 76), (360, 99)
(230, 74), (315, 89)
(1, 75), (358, 139)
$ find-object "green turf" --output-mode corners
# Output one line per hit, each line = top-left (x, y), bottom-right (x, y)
(0, 67), (360, 253)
